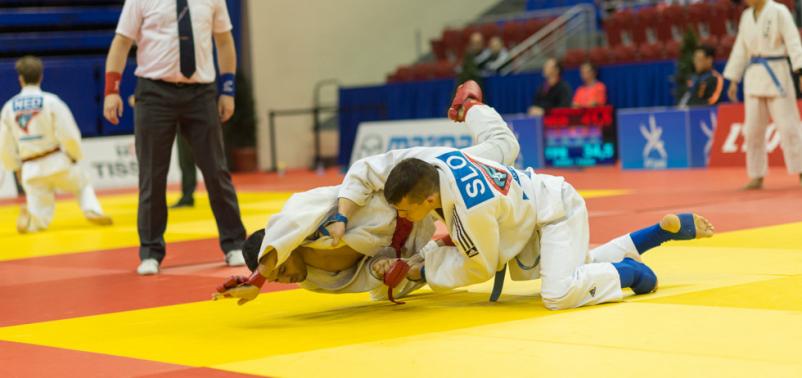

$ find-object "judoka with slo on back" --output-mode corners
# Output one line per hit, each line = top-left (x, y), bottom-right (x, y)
(330, 81), (715, 310)
(724, 0), (802, 189)
(212, 82), (519, 305)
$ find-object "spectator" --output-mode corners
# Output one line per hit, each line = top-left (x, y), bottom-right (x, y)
(476, 36), (510, 75)
(572, 62), (607, 108)
(529, 57), (572, 116)
(678, 45), (724, 107)
(457, 32), (485, 86)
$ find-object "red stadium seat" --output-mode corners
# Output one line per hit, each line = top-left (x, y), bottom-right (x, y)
(638, 43), (664, 62)
(699, 35), (719, 50)
(661, 5), (685, 41)
(664, 40), (681, 59)
(562, 48), (588, 68)
(432, 61), (456, 79)
(442, 28), (464, 59)
(610, 44), (637, 63)
(637, 7), (660, 44)
(588, 47), (612, 66)
(717, 34), (736, 60)
(479, 23), (501, 39)
(430, 39), (447, 61)
(708, 1), (733, 37)
(687, 2), (713, 38)
(523, 18), (547, 37)
(502, 21), (527, 47)
(605, 10), (634, 46)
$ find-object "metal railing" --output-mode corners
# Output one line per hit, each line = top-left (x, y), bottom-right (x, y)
(499, 4), (597, 75)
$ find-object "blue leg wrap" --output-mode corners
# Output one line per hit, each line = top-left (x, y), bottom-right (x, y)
(613, 258), (657, 294)
(629, 213), (697, 254)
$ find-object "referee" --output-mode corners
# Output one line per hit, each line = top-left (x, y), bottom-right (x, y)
(103, 0), (246, 275)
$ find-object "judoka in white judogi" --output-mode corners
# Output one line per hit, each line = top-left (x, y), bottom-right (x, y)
(724, 0), (802, 186)
(0, 85), (111, 232)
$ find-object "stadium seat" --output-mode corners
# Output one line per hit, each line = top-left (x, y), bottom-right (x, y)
(479, 23), (501, 39)
(664, 39), (681, 59)
(637, 7), (660, 44)
(687, 2), (712, 39)
(717, 34), (736, 60)
(562, 48), (587, 68)
(442, 28), (464, 59)
(432, 61), (456, 79)
(501, 21), (527, 47)
(661, 5), (685, 41)
(588, 46), (612, 66)
(638, 43), (664, 62)
(610, 44), (637, 63)
(430, 39), (447, 61)
(709, 0), (733, 37)
(699, 35), (719, 50)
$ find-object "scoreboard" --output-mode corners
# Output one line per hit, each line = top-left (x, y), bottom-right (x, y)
(542, 106), (616, 167)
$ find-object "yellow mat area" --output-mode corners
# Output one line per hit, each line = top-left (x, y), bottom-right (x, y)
(1, 220), (801, 377)
(0, 191), (292, 261)
(0, 189), (626, 262)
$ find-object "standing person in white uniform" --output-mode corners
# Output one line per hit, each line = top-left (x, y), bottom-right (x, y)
(724, 0), (802, 189)
(330, 81), (715, 310)
(0, 56), (112, 233)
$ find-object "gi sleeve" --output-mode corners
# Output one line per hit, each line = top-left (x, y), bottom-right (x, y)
(339, 147), (424, 206)
(723, 13), (750, 82)
(779, 5), (802, 72)
(419, 206), (499, 290)
(461, 104), (520, 166)
(51, 98), (83, 161)
(0, 107), (21, 171)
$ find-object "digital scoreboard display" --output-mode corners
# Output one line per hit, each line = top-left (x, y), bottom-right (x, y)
(542, 106), (616, 167)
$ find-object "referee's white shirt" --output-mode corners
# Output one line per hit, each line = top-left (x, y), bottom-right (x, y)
(116, 0), (232, 84)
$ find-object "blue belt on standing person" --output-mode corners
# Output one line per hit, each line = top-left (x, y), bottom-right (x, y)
(749, 55), (789, 96)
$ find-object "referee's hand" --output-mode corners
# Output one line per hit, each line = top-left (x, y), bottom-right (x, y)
(218, 95), (235, 123)
(104, 94), (124, 125)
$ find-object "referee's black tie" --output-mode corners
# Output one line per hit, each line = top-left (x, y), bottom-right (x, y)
(176, 0), (196, 79)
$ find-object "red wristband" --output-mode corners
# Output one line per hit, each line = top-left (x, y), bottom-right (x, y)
(104, 72), (122, 96)
(247, 270), (266, 288)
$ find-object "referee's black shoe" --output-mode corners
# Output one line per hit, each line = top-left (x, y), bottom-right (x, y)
(170, 197), (195, 209)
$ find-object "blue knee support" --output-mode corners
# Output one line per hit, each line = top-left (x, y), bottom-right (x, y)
(629, 213), (696, 254)
(613, 258), (657, 295)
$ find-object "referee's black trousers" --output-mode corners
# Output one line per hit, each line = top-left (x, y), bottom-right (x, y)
(134, 78), (246, 262)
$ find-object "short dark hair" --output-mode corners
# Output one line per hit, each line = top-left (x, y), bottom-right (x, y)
(546, 57), (563, 76)
(695, 45), (716, 59)
(384, 158), (440, 205)
(581, 61), (597, 74)
(15, 55), (43, 85)
(242, 229), (266, 272)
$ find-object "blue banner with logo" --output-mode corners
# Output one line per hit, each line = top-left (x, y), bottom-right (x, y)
(618, 107), (716, 169)
(506, 115), (544, 169)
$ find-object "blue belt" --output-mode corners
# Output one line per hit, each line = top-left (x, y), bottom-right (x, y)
(749, 56), (789, 96)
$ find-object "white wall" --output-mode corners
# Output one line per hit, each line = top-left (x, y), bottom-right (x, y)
(247, 0), (497, 169)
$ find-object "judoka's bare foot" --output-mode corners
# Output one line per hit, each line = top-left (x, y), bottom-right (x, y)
(85, 211), (113, 226)
(17, 205), (30, 234)
(743, 177), (763, 190)
(660, 213), (714, 239)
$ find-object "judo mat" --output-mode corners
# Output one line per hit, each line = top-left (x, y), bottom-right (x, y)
(1, 166), (801, 378)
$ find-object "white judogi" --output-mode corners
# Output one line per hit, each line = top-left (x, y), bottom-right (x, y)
(340, 105), (643, 310)
(256, 103), (520, 299)
(0, 85), (104, 232)
(259, 185), (434, 299)
(723, 0), (802, 179)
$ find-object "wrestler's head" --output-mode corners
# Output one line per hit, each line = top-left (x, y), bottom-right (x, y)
(384, 158), (440, 222)
(242, 229), (308, 283)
